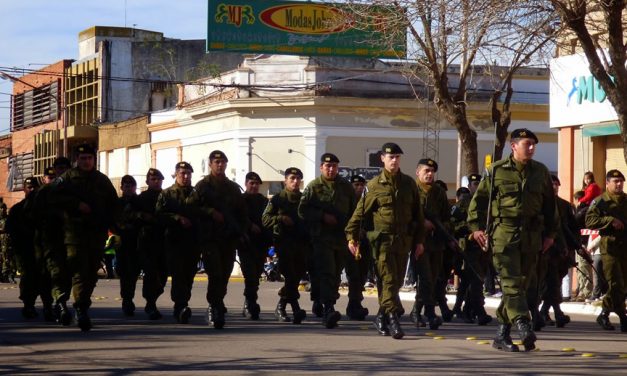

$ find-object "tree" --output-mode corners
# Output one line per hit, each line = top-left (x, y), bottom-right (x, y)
(550, 0), (627, 164)
(344, 0), (557, 174)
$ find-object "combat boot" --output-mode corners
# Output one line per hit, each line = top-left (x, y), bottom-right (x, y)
(21, 305), (37, 319)
(55, 301), (72, 326)
(346, 299), (369, 321)
(322, 304), (341, 329)
(409, 302), (426, 328)
(373, 310), (390, 336)
(553, 307), (570, 328)
(387, 312), (404, 340)
(531, 308), (545, 332)
(274, 299), (291, 322)
(290, 301), (306, 325)
(243, 299), (260, 320)
(75, 308), (92, 332)
(42, 304), (56, 322)
(540, 306), (554, 326)
(424, 305), (443, 330)
(596, 310), (615, 330)
(619, 314), (627, 333)
(462, 304), (475, 324)
(439, 302), (454, 322)
(451, 299), (463, 319)
(515, 317), (537, 351)
(492, 323), (519, 352)
(312, 300), (324, 318)
(475, 306), (493, 326)
(122, 299), (135, 317)
(144, 302), (162, 320)
(177, 306), (192, 324)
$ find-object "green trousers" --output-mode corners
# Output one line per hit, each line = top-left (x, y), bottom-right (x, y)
(601, 253), (627, 315)
(372, 233), (410, 315)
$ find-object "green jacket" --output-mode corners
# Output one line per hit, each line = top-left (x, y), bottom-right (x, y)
(467, 155), (557, 241)
(299, 176), (356, 238)
(585, 191), (627, 257)
(417, 180), (450, 251)
(345, 170), (425, 248)
(49, 167), (118, 244)
(155, 183), (195, 242)
(263, 189), (306, 240)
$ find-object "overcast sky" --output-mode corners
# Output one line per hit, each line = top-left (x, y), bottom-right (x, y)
(0, 0), (208, 134)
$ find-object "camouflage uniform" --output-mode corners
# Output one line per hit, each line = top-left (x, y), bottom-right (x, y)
(0, 209), (16, 282)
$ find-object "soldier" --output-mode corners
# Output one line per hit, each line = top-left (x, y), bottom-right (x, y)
(299, 153), (356, 329)
(49, 144), (119, 331)
(0, 202), (15, 283)
(411, 158), (450, 329)
(137, 168), (167, 320)
(189, 150), (248, 329)
(346, 143), (425, 339)
(468, 128), (557, 352)
(262, 167), (308, 324)
(585, 169), (627, 332)
(115, 175), (142, 316)
(7, 177), (54, 320)
(155, 162), (197, 324)
(240, 171), (272, 320)
(343, 175), (370, 320)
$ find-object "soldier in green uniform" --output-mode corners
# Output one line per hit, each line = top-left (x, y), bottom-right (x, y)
(49, 144), (119, 331)
(299, 153), (356, 329)
(262, 167), (308, 324)
(188, 150), (248, 329)
(115, 175), (142, 316)
(137, 168), (166, 320)
(585, 169), (627, 332)
(411, 158), (450, 330)
(343, 175), (370, 320)
(155, 162), (197, 324)
(0, 203), (15, 283)
(8, 177), (55, 320)
(468, 128), (557, 352)
(240, 171), (272, 320)
(346, 143), (425, 339)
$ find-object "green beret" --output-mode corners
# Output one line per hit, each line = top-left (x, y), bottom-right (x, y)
(510, 128), (538, 143)
(146, 168), (164, 180)
(246, 171), (262, 184)
(284, 167), (303, 179)
(320, 153), (340, 164)
(606, 169), (625, 180)
(24, 177), (40, 188)
(350, 175), (366, 183)
(209, 150), (228, 162)
(75, 143), (96, 156)
(418, 158), (438, 172)
(381, 142), (403, 154)
(175, 162), (194, 172)
(468, 174), (481, 183)
(44, 166), (56, 177)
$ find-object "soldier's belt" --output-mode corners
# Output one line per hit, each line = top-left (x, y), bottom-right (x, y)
(493, 217), (523, 226)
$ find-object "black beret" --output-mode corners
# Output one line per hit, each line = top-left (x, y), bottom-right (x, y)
(209, 150), (228, 162)
(510, 128), (538, 143)
(468, 174), (481, 183)
(284, 167), (303, 179)
(24, 177), (39, 188)
(53, 157), (71, 168)
(320, 153), (340, 163)
(121, 175), (137, 186)
(456, 187), (471, 197)
(44, 166), (56, 177)
(606, 169), (625, 180)
(175, 161), (194, 172)
(550, 174), (561, 185)
(246, 171), (262, 184)
(146, 168), (164, 180)
(418, 158), (438, 172)
(350, 175), (366, 183)
(434, 179), (448, 191)
(381, 142), (403, 154)
(75, 143), (96, 156)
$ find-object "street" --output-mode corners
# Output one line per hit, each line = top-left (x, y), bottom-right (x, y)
(1, 278), (626, 375)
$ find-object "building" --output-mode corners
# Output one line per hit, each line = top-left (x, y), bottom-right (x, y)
(139, 54), (554, 197)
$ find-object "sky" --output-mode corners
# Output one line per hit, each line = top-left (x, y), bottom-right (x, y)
(0, 0), (209, 134)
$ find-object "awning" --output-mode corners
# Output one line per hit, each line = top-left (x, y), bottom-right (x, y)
(582, 122), (621, 137)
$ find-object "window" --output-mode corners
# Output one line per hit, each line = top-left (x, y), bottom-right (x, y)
(7, 152), (34, 191)
(11, 82), (59, 131)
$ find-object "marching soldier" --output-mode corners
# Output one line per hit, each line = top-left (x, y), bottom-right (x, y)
(240, 171), (272, 320)
(299, 153), (356, 329)
(346, 143), (425, 339)
(468, 129), (557, 352)
(137, 168), (167, 320)
(155, 162), (198, 324)
(262, 167), (308, 324)
(189, 150), (248, 329)
(49, 144), (119, 331)
(585, 169), (627, 332)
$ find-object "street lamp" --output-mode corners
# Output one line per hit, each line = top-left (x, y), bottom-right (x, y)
(287, 148), (315, 163)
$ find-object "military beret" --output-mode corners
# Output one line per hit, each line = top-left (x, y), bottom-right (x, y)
(246, 171), (262, 184)
(44, 166), (56, 177)
(121, 175), (137, 186)
(468, 173), (481, 183)
(146, 168), (164, 180)
(510, 128), (538, 143)
(606, 169), (625, 180)
(209, 150), (228, 162)
(320, 153), (340, 164)
(350, 175), (366, 184)
(456, 187), (470, 197)
(24, 177), (39, 188)
(381, 142), (403, 154)
(284, 167), (303, 179)
(75, 143), (96, 156)
(175, 161), (194, 172)
(550, 174), (561, 185)
(434, 179), (448, 191)
(53, 157), (71, 169)
(418, 158), (438, 172)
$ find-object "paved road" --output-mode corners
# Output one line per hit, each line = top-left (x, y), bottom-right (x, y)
(1, 278), (626, 375)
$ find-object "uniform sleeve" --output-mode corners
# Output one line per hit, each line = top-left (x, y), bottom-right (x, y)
(585, 196), (614, 233)
(155, 190), (180, 227)
(186, 180), (215, 219)
(467, 170), (491, 232)
(345, 185), (376, 242)
(411, 181), (425, 246)
(541, 171), (558, 240)
(298, 182), (323, 223)
(262, 195), (281, 230)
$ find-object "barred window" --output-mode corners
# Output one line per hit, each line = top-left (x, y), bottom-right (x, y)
(11, 82), (59, 131)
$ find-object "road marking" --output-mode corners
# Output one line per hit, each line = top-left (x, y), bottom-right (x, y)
(466, 336), (477, 340)
(581, 353), (595, 358)
(562, 348), (576, 352)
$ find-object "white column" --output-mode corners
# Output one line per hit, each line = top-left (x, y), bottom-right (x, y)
(233, 135), (251, 188)
(303, 133), (326, 182)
